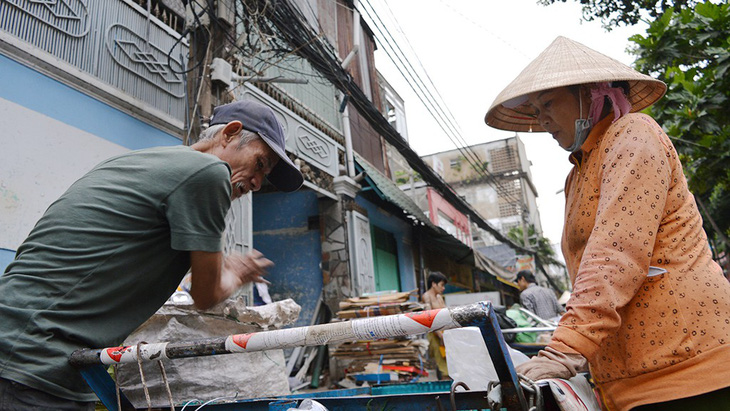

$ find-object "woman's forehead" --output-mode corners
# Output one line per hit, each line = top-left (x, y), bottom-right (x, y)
(529, 88), (565, 102)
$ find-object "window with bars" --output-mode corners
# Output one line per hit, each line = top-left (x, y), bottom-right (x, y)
(499, 202), (521, 218)
(489, 145), (518, 174)
(497, 180), (523, 218)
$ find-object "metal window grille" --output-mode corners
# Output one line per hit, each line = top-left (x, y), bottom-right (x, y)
(222, 194), (254, 305)
(0, 0), (187, 124)
(488, 145), (518, 174)
(497, 180), (523, 218)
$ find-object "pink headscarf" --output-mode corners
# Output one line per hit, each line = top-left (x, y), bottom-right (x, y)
(588, 82), (632, 124)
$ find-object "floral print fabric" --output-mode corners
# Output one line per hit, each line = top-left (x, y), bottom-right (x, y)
(548, 113), (730, 410)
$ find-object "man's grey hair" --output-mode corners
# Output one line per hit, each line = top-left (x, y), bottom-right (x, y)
(237, 129), (261, 149)
(198, 124), (226, 142)
(198, 124), (261, 149)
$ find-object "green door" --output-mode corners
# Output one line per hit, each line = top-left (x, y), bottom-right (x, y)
(371, 226), (401, 292)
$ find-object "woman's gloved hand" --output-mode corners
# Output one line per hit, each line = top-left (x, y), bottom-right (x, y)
(515, 346), (588, 381)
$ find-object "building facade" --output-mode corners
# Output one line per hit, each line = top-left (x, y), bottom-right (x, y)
(0, 0), (526, 327)
(420, 137), (543, 248)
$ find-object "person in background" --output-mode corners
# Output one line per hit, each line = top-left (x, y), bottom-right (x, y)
(516, 270), (564, 321)
(0, 100), (303, 409)
(485, 36), (730, 410)
(421, 271), (449, 379)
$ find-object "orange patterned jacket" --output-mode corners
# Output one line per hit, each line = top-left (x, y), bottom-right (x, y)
(549, 113), (730, 411)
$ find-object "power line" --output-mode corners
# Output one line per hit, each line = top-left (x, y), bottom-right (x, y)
(434, 0), (532, 61)
(360, 0), (470, 151)
(375, 0), (477, 145)
(206, 3), (337, 106)
(359, 0), (523, 206)
(359, 0), (525, 206)
(221, 0), (534, 253)
(373, 2), (528, 212)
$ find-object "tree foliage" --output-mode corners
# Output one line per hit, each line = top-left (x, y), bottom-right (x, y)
(508, 225), (556, 260)
(508, 225), (568, 290)
(537, 0), (698, 28)
(629, 1), (730, 255)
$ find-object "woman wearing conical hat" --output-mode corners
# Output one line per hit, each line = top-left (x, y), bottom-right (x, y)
(486, 36), (730, 410)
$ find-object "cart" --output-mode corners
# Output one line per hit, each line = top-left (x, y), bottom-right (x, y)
(70, 301), (566, 411)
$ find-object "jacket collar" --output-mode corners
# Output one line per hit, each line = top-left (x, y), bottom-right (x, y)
(569, 115), (613, 166)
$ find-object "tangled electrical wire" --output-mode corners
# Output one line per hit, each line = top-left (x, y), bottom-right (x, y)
(170, 0), (532, 254)
(235, 0), (530, 251)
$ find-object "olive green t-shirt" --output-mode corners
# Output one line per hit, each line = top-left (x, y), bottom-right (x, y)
(0, 146), (232, 401)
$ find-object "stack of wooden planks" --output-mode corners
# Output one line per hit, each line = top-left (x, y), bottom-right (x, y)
(333, 339), (422, 361)
(336, 290), (421, 319)
(331, 290), (429, 383)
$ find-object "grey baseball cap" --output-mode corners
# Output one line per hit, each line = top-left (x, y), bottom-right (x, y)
(210, 100), (303, 192)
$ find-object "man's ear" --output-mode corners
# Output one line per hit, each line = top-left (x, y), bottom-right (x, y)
(221, 121), (243, 146)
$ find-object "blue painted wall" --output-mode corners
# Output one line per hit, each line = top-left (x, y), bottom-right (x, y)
(0, 54), (182, 273)
(0, 249), (15, 275)
(253, 190), (323, 327)
(354, 196), (417, 294)
(0, 54), (180, 151)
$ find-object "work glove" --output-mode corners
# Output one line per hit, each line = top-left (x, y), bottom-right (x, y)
(515, 346), (588, 381)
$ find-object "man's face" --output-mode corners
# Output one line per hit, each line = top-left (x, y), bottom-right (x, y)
(517, 277), (528, 291)
(526, 87), (585, 150)
(220, 134), (280, 200)
(433, 280), (446, 295)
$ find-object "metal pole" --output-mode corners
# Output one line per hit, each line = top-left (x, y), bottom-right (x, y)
(501, 326), (557, 334)
(70, 302), (488, 368)
(458, 305), (530, 411)
(341, 104), (356, 178)
(71, 301), (531, 411)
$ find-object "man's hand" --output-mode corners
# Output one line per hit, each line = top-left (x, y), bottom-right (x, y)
(190, 249), (273, 310)
(515, 347), (587, 381)
(223, 249), (273, 286)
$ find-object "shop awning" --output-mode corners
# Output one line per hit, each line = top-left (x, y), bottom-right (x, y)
(355, 155), (436, 230)
(355, 155), (515, 282)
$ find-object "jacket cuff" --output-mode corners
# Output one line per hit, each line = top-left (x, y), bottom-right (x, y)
(548, 326), (601, 360)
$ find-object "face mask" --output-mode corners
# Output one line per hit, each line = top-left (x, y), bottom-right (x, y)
(563, 89), (593, 153)
(565, 118), (592, 152)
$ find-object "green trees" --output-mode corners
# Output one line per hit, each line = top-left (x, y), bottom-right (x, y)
(537, 0), (698, 28)
(539, 0), (730, 259)
(507, 225), (558, 264)
(508, 225), (568, 291)
(629, 1), (730, 256)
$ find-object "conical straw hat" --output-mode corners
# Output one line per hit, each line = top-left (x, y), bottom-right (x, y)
(485, 36), (666, 132)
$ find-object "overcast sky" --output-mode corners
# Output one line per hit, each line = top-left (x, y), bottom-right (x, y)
(369, 0), (647, 245)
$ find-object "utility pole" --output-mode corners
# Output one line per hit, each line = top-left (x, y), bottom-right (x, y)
(184, 1), (235, 145)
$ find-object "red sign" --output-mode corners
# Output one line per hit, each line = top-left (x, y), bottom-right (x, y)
(426, 188), (472, 247)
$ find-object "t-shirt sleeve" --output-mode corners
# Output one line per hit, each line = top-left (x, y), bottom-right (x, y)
(164, 163), (232, 252)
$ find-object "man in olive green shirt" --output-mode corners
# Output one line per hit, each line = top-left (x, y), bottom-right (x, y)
(0, 100), (303, 409)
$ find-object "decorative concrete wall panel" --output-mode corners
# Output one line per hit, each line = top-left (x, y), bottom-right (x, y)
(237, 84), (342, 178)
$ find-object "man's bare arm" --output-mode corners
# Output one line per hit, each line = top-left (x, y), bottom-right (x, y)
(189, 249), (273, 310)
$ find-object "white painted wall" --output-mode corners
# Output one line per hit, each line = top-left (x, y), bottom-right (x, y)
(444, 291), (502, 307)
(0, 98), (127, 250)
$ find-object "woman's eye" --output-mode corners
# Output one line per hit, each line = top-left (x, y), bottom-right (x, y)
(257, 160), (264, 170)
